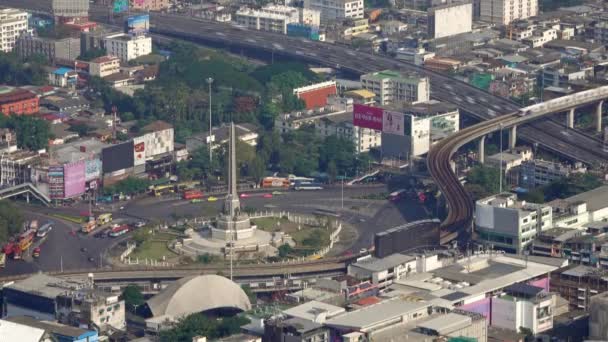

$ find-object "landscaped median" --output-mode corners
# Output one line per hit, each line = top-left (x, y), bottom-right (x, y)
(50, 213), (86, 224)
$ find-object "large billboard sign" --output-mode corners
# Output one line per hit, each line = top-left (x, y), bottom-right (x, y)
(353, 104), (383, 131)
(133, 136), (146, 166)
(383, 110), (405, 136)
(102, 141), (134, 174)
(48, 165), (64, 199)
(64, 160), (86, 198)
(126, 14), (150, 35)
(113, 0), (128, 13)
(85, 159), (101, 181)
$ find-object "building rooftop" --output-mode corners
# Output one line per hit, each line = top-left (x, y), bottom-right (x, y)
(6, 316), (95, 339)
(0, 319), (46, 342)
(352, 253), (416, 272)
(52, 67), (75, 76)
(344, 89), (376, 99)
(50, 138), (109, 164)
(395, 100), (458, 117)
(282, 300), (345, 321)
(142, 120), (173, 133)
(90, 55), (120, 64)
(0, 88), (37, 105)
(416, 312), (472, 335)
(325, 297), (430, 331)
(363, 69), (423, 82)
(3, 273), (88, 300)
(563, 185), (608, 213)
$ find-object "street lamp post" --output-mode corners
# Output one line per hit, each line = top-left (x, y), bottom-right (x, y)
(499, 123), (503, 194)
(207, 77), (214, 163)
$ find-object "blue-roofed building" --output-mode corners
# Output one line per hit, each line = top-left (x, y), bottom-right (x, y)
(4, 316), (99, 342)
(48, 67), (78, 88)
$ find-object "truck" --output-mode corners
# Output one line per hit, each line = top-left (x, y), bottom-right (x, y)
(182, 190), (204, 200)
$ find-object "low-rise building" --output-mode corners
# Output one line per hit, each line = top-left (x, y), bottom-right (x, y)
(264, 317), (330, 342)
(16, 34), (80, 63)
(589, 291), (608, 340)
(519, 159), (586, 189)
(360, 70), (430, 105)
(4, 316), (99, 342)
(348, 253), (417, 287)
(293, 81), (337, 110)
(235, 5), (300, 34)
(56, 290), (126, 331)
(48, 67), (78, 88)
(551, 265), (608, 310)
(475, 192), (553, 253)
(485, 147), (533, 184)
(103, 33), (152, 62)
(88, 55), (120, 78)
(129, 0), (170, 11)
(548, 185), (608, 229)
(0, 87), (39, 116)
(303, 0), (363, 24)
(492, 283), (555, 334)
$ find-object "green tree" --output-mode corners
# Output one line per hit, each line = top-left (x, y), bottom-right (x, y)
(160, 313), (250, 341)
(77, 48), (107, 61)
(466, 166), (503, 198)
(278, 243), (293, 258)
(6, 115), (51, 150)
(121, 285), (144, 310)
(0, 201), (24, 245)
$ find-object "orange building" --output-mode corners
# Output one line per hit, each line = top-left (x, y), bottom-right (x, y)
(293, 81), (337, 110)
(0, 88), (39, 116)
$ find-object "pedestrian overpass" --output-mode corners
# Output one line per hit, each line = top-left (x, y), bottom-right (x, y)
(0, 183), (50, 206)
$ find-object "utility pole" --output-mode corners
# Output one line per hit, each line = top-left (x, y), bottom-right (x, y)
(341, 175), (344, 210)
(207, 77), (214, 163)
(499, 123), (503, 194)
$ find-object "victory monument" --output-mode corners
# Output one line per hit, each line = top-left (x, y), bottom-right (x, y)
(211, 123), (255, 240)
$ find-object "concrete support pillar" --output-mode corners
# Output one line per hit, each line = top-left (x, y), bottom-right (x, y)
(450, 161), (456, 174)
(597, 100), (604, 133)
(478, 135), (486, 164)
(567, 108), (575, 129)
(508, 125), (517, 149)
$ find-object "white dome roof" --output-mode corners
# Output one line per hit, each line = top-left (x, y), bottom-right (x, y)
(146, 274), (251, 318)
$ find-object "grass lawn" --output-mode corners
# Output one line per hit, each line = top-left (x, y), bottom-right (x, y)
(130, 231), (178, 260)
(291, 228), (331, 248)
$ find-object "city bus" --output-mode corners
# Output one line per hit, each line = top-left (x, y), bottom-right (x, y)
(151, 184), (175, 196)
(97, 213), (112, 225)
(109, 225), (129, 238)
(294, 181), (324, 191)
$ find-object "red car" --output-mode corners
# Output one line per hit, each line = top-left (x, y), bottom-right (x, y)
(263, 193), (273, 198)
(239, 193), (250, 198)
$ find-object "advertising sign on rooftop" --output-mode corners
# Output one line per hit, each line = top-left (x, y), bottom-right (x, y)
(353, 104), (383, 131)
(383, 110), (405, 136)
(64, 160), (86, 198)
(126, 14), (150, 35)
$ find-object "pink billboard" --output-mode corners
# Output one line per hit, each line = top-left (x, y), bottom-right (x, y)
(353, 104), (383, 131)
(64, 160), (86, 198)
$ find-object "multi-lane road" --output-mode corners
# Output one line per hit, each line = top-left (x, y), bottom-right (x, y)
(4, 0), (608, 165)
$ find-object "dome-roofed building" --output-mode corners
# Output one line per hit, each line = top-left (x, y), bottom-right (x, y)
(144, 275), (251, 318)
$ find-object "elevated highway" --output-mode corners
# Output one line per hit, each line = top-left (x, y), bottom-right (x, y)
(0, 258), (347, 284)
(5, 0), (608, 166)
(429, 86), (608, 244)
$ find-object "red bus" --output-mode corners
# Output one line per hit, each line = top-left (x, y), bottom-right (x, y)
(183, 190), (204, 200)
(109, 225), (129, 238)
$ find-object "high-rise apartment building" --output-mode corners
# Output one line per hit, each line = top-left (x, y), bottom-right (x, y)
(303, 0), (363, 23)
(0, 9), (29, 53)
(360, 70), (430, 105)
(480, 0), (538, 25)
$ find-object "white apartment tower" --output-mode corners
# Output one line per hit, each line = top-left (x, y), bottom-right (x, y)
(235, 5), (300, 34)
(304, 0), (363, 23)
(103, 33), (152, 62)
(480, 0), (538, 25)
(0, 9), (29, 53)
(360, 70), (430, 106)
(52, 0), (89, 19)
